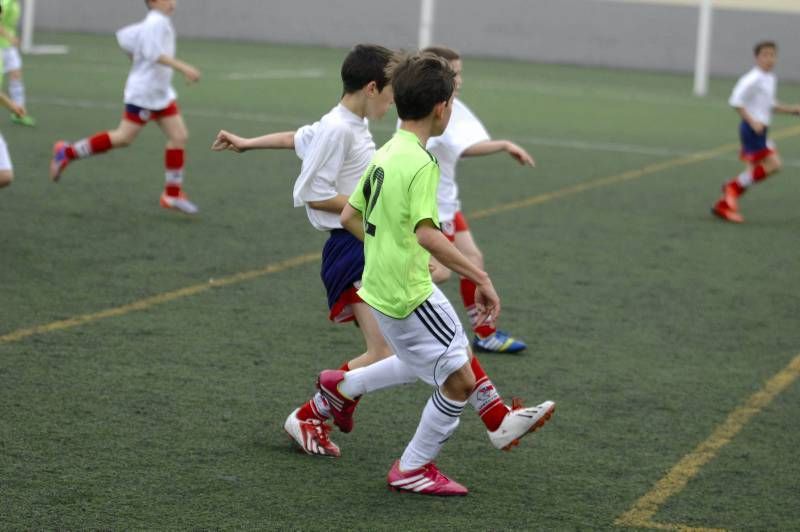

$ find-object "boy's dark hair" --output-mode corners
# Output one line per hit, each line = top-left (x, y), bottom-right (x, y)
(422, 45), (461, 62)
(341, 44), (394, 94)
(388, 52), (456, 120)
(754, 41), (777, 56)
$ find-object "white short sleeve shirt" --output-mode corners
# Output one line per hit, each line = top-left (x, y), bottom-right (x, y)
(292, 104), (376, 231)
(425, 98), (490, 222)
(729, 67), (777, 126)
(118, 10), (177, 110)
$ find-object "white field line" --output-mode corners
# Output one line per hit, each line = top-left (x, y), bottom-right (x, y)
(27, 95), (800, 168)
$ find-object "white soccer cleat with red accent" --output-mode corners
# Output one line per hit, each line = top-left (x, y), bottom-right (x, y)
(284, 408), (341, 458)
(387, 460), (468, 496)
(160, 191), (199, 214)
(489, 399), (555, 451)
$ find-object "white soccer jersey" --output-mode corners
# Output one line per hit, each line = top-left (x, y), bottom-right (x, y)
(426, 98), (490, 222)
(117, 9), (177, 110)
(293, 104), (376, 231)
(729, 67), (777, 126)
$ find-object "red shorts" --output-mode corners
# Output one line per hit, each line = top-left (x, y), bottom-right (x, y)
(329, 285), (363, 323)
(123, 101), (180, 125)
(440, 211), (470, 243)
(739, 147), (776, 164)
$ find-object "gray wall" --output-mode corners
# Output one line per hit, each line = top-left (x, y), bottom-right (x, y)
(33, 0), (800, 80)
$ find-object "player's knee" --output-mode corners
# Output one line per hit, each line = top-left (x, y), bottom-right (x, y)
(0, 170), (14, 188)
(170, 129), (189, 147)
(8, 70), (21, 81)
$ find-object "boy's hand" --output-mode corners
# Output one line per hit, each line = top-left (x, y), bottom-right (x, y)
(474, 279), (501, 327)
(182, 65), (201, 84)
(211, 130), (247, 153)
(506, 141), (536, 167)
(9, 103), (25, 118)
(750, 120), (766, 134)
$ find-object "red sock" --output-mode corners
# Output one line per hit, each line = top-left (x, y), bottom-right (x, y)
(726, 179), (745, 196)
(296, 398), (327, 422)
(461, 277), (495, 338)
(165, 148), (185, 197)
(66, 132), (112, 160)
(752, 164), (767, 183)
(470, 356), (508, 432)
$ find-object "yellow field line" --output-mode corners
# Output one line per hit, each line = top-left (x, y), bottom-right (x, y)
(3, 124), (800, 346)
(615, 352), (800, 530)
(0, 252), (320, 344)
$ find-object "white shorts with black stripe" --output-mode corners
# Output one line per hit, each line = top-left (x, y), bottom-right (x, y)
(370, 285), (470, 388)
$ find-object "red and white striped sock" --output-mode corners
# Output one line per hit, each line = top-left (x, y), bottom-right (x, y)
(468, 356), (509, 432)
(734, 164), (767, 190)
(461, 277), (496, 338)
(165, 148), (184, 197)
(66, 132), (112, 160)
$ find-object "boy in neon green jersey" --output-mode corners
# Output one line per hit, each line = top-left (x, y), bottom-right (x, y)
(0, 0), (34, 126)
(0, 2), (26, 187)
(315, 52), (555, 496)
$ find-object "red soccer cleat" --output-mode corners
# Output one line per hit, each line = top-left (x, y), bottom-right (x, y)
(49, 141), (70, 182)
(712, 199), (744, 223)
(317, 369), (358, 433)
(284, 408), (341, 457)
(387, 460), (468, 496)
(722, 183), (741, 211)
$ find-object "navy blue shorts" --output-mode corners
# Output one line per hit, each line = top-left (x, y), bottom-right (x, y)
(321, 229), (365, 323)
(739, 120), (774, 163)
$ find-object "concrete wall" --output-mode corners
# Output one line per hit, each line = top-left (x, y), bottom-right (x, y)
(33, 0), (800, 80)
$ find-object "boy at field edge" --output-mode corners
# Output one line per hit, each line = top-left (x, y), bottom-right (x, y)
(712, 41), (800, 223)
(212, 46), (551, 460)
(49, 0), (201, 214)
(321, 52), (554, 495)
(0, 2), (26, 188)
(0, 0), (34, 126)
(421, 46), (535, 354)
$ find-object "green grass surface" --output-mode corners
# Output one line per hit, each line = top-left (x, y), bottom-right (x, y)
(2, 32), (800, 530)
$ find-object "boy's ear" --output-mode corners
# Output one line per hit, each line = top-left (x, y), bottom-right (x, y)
(364, 80), (378, 96)
(433, 100), (447, 119)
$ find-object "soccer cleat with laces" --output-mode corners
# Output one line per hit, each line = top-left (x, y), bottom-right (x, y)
(11, 113), (36, 127)
(317, 369), (359, 433)
(489, 398), (555, 451)
(160, 191), (199, 214)
(284, 408), (340, 457)
(711, 199), (744, 223)
(49, 141), (70, 182)
(387, 460), (468, 496)
(473, 330), (527, 354)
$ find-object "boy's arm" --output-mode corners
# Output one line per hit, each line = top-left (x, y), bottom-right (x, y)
(462, 140), (535, 166)
(0, 27), (18, 46)
(157, 55), (201, 83)
(774, 102), (800, 116)
(734, 107), (765, 134)
(308, 195), (350, 215)
(0, 92), (24, 117)
(211, 130), (295, 153)
(416, 221), (500, 325)
(340, 202), (365, 241)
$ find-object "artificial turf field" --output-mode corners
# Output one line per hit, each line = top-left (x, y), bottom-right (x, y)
(2, 32), (800, 530)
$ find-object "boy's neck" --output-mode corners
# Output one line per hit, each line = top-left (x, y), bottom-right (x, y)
(341, 92), (367, 119)
(399, 120), (435, 147)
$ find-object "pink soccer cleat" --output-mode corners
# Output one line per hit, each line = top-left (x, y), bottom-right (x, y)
(317, 369), (359, 433)
(387, 460), (468, 496)
(160, 190), (199, 214)
(49, 141), (70, 182)
(284, 408), (340, 457)
(711, 199), (744, 224)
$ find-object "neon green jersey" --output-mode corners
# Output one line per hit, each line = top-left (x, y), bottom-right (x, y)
(0, 0), (20, 48)
(349, 129), (441, 319)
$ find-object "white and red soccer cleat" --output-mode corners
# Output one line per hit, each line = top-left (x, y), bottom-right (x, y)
(387, 460), (468, 496)
(489, 398), (555, 451)
(711, 198), (744, 223)
(317, 369), (359, 433)
(49, 140), (70, 182)
(160, 190), (199, 214)
(284, 408), (341, 457)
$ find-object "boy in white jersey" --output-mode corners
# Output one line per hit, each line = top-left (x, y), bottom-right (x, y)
(712, 41), (800, 223)
(48, 0), (201, 214)
(0, 0), (34, 126)
(322, 52), (554, 495)
(421, 46), (535, 354)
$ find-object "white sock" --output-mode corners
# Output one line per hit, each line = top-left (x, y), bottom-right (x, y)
(736, 169), (754, 188)
(338, 355), (417, 398)
(8, 78), (25, 109)
(399, 389), (466, 471)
